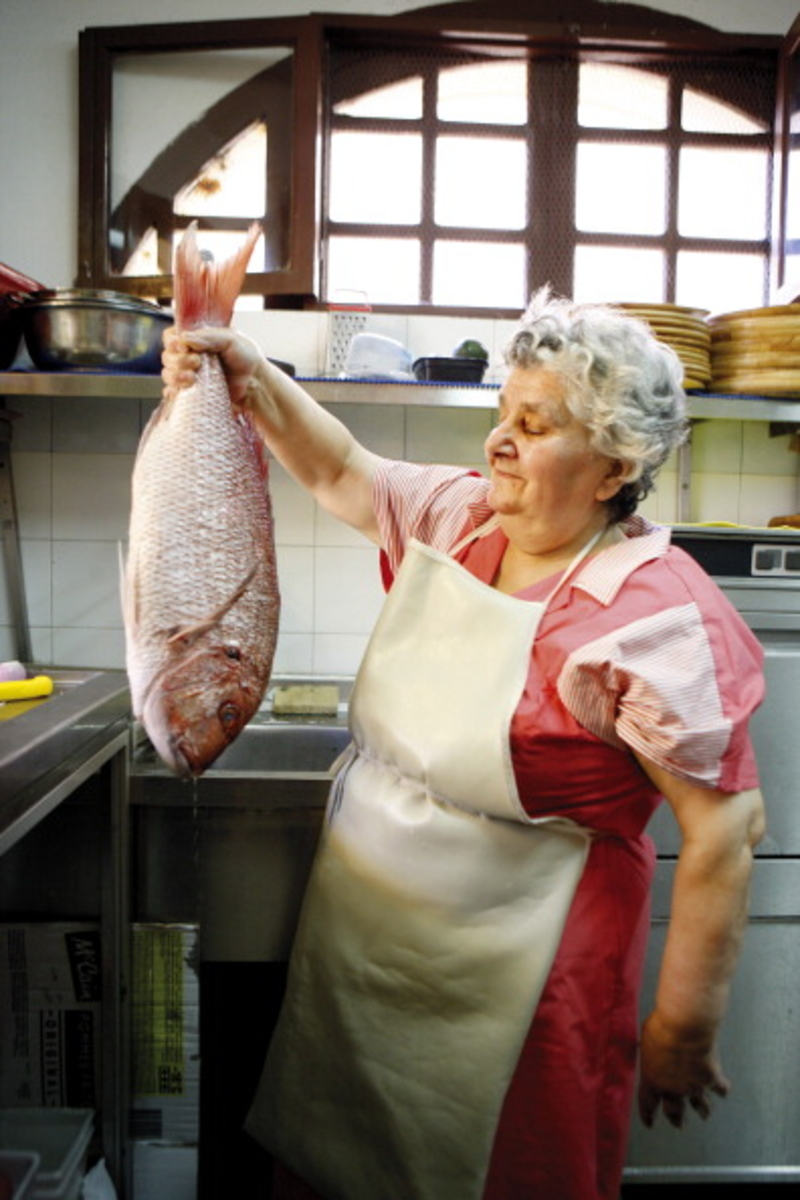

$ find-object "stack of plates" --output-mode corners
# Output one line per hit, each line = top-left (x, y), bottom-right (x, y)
(613, 303), (711, 390)
(707, 305), (800, 396)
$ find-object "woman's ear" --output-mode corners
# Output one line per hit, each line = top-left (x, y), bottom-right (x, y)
(595, 459), (629, 502)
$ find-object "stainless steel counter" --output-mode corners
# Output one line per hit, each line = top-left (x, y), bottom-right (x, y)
(0, 667), (130, 855)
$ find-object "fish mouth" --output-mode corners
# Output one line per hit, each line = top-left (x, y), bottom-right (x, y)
(149, 725), (194, 778)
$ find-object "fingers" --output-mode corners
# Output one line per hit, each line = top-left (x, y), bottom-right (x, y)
(640, 1084), (724, 1130)
(688, 1091), (712, 1120)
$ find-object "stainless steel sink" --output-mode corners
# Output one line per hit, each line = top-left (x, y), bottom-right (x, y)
(129, 718), (352, 808)
(210, 722), (351, 773)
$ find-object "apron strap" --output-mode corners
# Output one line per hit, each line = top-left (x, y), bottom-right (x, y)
(449, 516), (606, 606)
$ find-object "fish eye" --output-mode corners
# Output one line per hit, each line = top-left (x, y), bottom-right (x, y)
(218, 701), (241, 730)
(224, 644), (242, 660)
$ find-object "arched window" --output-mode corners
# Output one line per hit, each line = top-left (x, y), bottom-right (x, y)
(79, 2), (778, 315)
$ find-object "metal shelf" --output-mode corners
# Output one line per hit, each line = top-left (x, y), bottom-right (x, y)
(4, 370), (800, 418)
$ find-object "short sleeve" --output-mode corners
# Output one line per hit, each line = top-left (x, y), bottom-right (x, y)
(556, 600), (764, 792)
(373, 460), (491, 575)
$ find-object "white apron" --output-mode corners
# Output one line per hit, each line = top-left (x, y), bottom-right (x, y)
(246, 525), (601, 1200)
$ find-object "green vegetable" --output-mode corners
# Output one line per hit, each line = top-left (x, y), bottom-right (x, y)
(453, 338), (488, 361)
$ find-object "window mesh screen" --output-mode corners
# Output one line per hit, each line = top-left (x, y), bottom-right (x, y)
(324, 41), (776, 313)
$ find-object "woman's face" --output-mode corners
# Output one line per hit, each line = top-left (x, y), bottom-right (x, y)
(484, 366), (623, 552)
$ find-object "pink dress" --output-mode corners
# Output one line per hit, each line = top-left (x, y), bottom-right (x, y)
(372, 462), (764, 1200)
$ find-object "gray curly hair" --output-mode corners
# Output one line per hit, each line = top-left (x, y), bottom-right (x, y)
(505, 290), (688, 522)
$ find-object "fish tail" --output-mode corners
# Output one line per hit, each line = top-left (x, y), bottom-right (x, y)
(174, 221), (261, 331)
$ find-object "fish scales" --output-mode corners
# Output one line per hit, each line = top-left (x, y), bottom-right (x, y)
(124, 223), (279, 776)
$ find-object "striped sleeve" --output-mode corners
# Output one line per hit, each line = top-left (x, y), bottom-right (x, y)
(556, 601), (763, 791)
(373, 460), (491, 574)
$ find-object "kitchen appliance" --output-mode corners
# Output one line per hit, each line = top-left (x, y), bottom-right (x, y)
(625, 524), (800, 1184)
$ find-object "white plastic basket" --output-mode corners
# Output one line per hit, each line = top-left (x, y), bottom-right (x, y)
(0, 1151), (41, 1200)
(0, 1110), (93, 1200)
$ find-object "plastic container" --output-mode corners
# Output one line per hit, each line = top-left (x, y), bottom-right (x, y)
(343, 332), (413, 380)
(0, 1110), (93, 1200)
(412, 356), (488, 383)
(0, 1151), (40, 1200)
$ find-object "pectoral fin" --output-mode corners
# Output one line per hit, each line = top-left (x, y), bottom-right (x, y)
(166, 565), (257, 646)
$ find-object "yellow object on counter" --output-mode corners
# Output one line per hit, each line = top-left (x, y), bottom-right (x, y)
(0, 674), (54, 702)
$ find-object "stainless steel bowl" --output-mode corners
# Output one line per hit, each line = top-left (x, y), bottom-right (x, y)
(21, 289), (172, 373)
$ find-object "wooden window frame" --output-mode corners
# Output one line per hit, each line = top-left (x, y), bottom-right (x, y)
(77, 4), (779, 312)
(77, 17), (324, 302)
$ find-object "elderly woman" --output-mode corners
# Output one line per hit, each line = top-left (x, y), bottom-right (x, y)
(163, 293), (765, 1200)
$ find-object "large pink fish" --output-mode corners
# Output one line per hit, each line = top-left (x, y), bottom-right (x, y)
(123, 223), (279, 776)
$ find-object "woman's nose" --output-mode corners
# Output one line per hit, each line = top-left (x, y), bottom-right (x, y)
(486, 422), (515, 456)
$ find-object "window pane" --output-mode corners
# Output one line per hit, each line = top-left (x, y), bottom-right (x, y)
(678, 147), (768, 239)
(579, 63), (668, 130)
(676, 251), (766, 313)
(437, 60), (528, 124)
(433, 241), (526, 307)
(174, 122), (266, 217)
(122, 227), (158, 277)
(170, 228), (266, 270)
(334, 76), (423, 119)
(327, 236), (420, 304)
(576, 144), (666, 234)
(573, 246), (665, 303)
(435, 137), (526, 229)
(681, 87), (766, 134)
(329, 131), (422, 223)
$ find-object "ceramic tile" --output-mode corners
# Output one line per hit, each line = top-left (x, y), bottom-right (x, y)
(406, 406), (493, 464)
(689, 472), (741, 523)
(315, 505), (372, 548)
(406, 315), (494, 366)
(637, 490), (660, 523)
(274, 546), (314, 633)
(235, 310), (324, 376)
(314, 547), (385, 634)
(689, 420), (742, 474)
(313, 633), (370, 676)
(652, 470), (680, 524)
(327, 403), (406, 458)
(52, 396), (141, 453)
(492, 318), (520, 363)
(272, 632), (314, 676)
(11, 451), (51, 538)
(29, 628), (53, 667)
(271, 466), (315, 546)
(739, 474), (799, 527)
(21, 540), (51, 627)
(0, 623), (52, 664)
(52, 453), (135, 540)
(365, 313), (410, 350)
(52, 541), (122, 628)
(139, 398), (159, 432)
(0, 538), (50, 627)
(0, 626), (16, 659)
(8, 395), (51, 451)
(742, 421), (799, 476)
(51, 625), (125, 670)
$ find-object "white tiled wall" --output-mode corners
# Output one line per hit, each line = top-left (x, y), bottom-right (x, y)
(2, 311), (799, 672)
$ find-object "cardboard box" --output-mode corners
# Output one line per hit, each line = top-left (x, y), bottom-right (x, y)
(0, 924), (102, 1109)
(130, 925), (199, 1145)
(132, 1142), (197, 1200)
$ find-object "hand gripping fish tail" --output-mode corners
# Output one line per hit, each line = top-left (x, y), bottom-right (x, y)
(123, 224), (280, 779)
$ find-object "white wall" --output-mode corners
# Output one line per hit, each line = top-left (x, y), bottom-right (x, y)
(2, 0), (799, 673)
